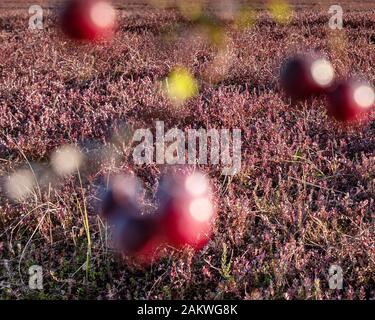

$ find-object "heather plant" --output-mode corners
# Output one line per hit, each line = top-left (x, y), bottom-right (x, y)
(0, 1), (374, 300)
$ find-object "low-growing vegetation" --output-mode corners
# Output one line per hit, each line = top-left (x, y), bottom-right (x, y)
(0, 0), (374, 299)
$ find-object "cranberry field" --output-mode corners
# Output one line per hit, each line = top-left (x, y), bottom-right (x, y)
(0, 0), (374, 299)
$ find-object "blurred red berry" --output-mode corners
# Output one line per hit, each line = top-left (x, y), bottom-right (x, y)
(115, 213), (163, 263)
(157, 172), (215, 250)
(280, 54), (335, 99)
(326, 80), (375, 122)
(61, 0), (116, 41)
(100, 175), (164, 263)
(100, 175), (141, 221)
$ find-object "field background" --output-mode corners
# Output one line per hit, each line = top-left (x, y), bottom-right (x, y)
(0, 0), (374, 299)
(1, 0), (375, 9)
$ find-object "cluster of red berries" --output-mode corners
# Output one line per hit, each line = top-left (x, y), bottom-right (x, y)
(100, 171), (215, 263)
(60, 1), (375, 124)
(280, 53), (375, 123)
(60, 1), (374, 263)
(61, 0), (116, 41)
